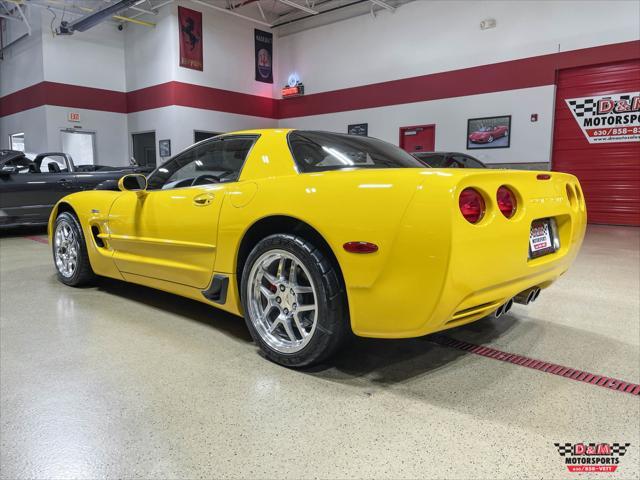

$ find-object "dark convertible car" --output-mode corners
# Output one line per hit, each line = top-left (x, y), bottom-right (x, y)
(0, 150), (152, 228)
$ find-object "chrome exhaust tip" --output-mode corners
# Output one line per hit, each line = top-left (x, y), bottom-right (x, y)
(494, 304), (505, 318)
(531, 287), (541, 302)
(514, 287), (540, 305)
(504, 298), (514, 314)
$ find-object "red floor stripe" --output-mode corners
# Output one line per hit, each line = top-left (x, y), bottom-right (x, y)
(24, 236), (48, 245)
(433, 335), (639, 397)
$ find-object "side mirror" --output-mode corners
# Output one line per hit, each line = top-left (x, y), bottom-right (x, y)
(0, 165), (18, 176)
(118, 174), (147, 195)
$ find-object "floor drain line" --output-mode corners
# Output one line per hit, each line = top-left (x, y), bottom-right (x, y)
(432, 335), (640, 397)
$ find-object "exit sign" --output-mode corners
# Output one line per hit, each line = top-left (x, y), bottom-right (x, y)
(68, 112), (81, 122)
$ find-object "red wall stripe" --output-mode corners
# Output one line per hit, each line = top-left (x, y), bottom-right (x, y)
(126, 81), (278, 118)
(1, 40), (638, 120)
(278, 40), (640, 118)
(0, 81), (127, 117)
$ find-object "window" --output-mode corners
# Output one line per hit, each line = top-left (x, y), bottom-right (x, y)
(450, 155), (486, 169)
(288, 131), (424, 173)
(10, 133), (24, 152)
(61, 130), (95, 165)
(194, 130), (222, 143)
(4, 155), (33, 174)
(147, 136), (257, 190)
(413, 153), (444, 167)
(414, 153), (486, 168)
(36, 154), (69, 173)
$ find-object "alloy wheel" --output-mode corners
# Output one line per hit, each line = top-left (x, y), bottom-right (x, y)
(54, 220), (79, 278)
(246, 249), (318, 354)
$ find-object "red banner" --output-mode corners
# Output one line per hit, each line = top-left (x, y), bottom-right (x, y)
(178, 6), (203, 71)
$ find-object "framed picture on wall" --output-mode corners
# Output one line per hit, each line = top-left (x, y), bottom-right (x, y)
(467, 115), (511, 149)
(347, 123), (368, 136)
(159, 139), (171, 158)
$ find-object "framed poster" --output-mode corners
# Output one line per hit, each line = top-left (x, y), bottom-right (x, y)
(179, 6), (203, 71)
(255, 29), (273, 84)
(467, 115), (511, 149)
(348, 123), (368, 136)
(159, 139), (171, 158)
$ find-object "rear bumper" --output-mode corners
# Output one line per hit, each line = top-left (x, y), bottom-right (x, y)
(347, 171), (587, 338)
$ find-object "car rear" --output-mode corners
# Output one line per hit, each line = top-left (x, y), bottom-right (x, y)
(348, 169), (587, 338)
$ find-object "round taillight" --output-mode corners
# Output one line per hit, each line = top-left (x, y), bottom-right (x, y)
(496, 186), (517, 218)
(459, 188), (485, 224)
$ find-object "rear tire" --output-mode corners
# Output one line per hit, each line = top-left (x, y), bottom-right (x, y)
(241, 234), (349, 368)
(52, 211), (96, 287)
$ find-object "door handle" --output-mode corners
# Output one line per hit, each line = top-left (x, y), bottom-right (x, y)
(193, 193), (214, 206)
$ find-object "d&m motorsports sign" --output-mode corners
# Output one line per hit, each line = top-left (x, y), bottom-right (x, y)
(566, 92), (640, 144)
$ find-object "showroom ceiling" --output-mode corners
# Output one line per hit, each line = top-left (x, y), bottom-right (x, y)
(0, 0), (413, 35)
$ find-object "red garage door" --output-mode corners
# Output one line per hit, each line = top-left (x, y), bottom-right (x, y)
(552, 60), (640, 226)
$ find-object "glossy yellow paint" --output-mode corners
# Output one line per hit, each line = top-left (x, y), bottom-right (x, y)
(49, 129), (587, 338)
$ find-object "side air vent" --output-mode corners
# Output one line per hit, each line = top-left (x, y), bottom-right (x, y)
(91, 225), (105, 248)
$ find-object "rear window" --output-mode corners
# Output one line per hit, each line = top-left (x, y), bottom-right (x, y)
(413, 153), (446, 167)
(288, 131), (425, 173)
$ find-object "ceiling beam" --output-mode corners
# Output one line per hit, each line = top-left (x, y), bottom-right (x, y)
(278, 0), (318, 15)
(191, 0), (272, 27)
(369, 0), (395, 12)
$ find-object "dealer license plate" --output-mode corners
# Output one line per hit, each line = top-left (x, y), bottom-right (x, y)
(529, 219), (557, 259)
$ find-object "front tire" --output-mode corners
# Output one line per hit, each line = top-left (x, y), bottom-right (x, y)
(241, 234), (349, 367)
(53, 211), (96, 286)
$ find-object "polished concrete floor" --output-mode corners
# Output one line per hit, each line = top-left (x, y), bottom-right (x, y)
(1, 226), (638, 479)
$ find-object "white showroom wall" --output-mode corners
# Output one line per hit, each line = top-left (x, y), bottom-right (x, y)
(276, 0), (640, 94)
(128, 106), (275, 158)
(41, 14), (127, 92)
(280, 86), (555, 165)
(0, 6), (45, 152)
(275, 0), (640, 165)
(123, 3), (175, 92)
(0, 6), (43, 97)
(125, 0), (276, 97)
(45, 106), (129, 165)
(123, 0), (278, 164)
(2, 1), (639, 165)
(0, 107), (49, 154)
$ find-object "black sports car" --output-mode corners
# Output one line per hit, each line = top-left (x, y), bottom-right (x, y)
(0, 150), (152, 228)
(412, 151), (487, 168)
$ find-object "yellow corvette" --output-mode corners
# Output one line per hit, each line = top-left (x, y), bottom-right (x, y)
(48, 129), (587, 366)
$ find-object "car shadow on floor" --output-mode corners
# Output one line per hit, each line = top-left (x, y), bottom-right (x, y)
(92, 275), (523, 383)
(90, 274), (520, 382)
(94, 277), (254, 343)
(0, 226), (47, 238)
(309, 315), (520, 384)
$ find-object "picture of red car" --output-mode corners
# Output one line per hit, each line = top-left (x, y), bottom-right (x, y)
(468, 125), (509, 143)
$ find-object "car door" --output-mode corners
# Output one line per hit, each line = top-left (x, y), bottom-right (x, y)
(106, 135), (258, 289)
(0, 155), (74, 224)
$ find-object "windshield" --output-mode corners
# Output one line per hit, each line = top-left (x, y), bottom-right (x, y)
(288, 131), (425, 173)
